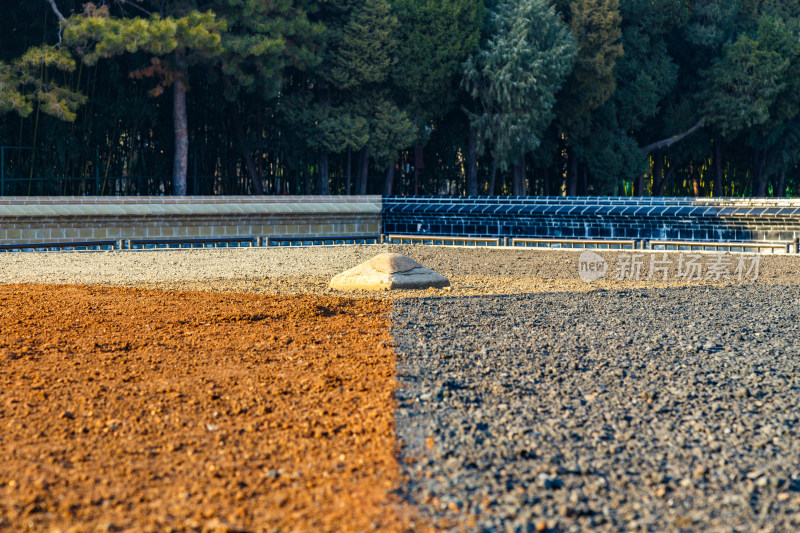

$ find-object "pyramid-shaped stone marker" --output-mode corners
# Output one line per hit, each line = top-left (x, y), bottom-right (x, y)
(330, 253), (450, 291)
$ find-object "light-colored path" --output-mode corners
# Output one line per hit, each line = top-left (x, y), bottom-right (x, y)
(0, 245), (798, 297)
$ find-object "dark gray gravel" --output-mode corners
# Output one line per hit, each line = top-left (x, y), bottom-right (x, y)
(392, 285), (800, 532)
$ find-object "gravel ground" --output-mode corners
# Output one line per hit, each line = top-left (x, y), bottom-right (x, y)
(3, 245), (800, 531)
(0, 245), (799, 298)
(392, 286), (800, 532)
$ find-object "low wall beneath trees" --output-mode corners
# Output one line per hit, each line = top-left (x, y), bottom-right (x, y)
(1, 196), (799, 247)
(382, 196), (800, 242)
(0, 196), (382, 245)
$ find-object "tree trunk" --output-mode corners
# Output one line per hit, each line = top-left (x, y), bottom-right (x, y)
(317, 86), (332, 195)
(414, 146), (424, 195)
(713, 140), (723, 197)
(765, 148), (778, 196)
(691, 163), (701, 197)
(46, 0), (65, 21)
(466, 126), (478, 195)
(566, 146), (578, 196)
(652, 154), (663, 197)
(641, 119), (705, 153)
(346, 147), (352, 195)
(303, 166), (311, 195)
(356, 147), (369, 195)
(172, 53), (189, 196)
(635, 173), (645, 197)
(229, 104), (264, 195)
(755, 149), (768, 197)
(776, 170), (786, 198)
(488, 161), (497, 195)
(581, 165), (588, 196)
(45, 0), (65, 42)
(656, 165), (673, 196)
(543, 166), (550, 196)
(384, 162), (396, 195)
(512, 157), (526, 195)
(318, 151), (330, 195)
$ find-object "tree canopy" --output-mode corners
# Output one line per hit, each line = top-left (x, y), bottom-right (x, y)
(1, 0), (800, 197)
(463, 0), (575, 171)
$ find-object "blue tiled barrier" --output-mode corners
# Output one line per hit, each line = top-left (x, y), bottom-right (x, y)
(382, 197), (800, 242)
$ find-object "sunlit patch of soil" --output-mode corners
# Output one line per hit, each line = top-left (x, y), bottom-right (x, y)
(0, 284), (415, 532)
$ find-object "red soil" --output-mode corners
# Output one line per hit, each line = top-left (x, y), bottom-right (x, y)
(0, 284), (415, 532)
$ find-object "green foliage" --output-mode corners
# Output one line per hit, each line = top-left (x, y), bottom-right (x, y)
(300, 0), (415, 169)
(581, 106), (645, 193)
(684, 0), (741, 49)
(391, 0), (484, 124)
(64, 5), (225, 69)
(329, 0), (398, 90)
(215, 0), (323, 99)
(363, 97), (416, 166)
(554, 0), (623, 138)
(4, 0), (800, 197)
(64, 0), (321, 97)
(619, 0), (689, 35)
(569, 0), (686, 187)
(0, 46), (86, 121)
(702, 17), (795, 138)
(320, 112), (370, 154)
(612, 29), (677, 135)
(463, 0), (576, 169)
(282, 90), (371, 155)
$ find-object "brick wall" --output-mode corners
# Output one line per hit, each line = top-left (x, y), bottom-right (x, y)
(3, 195), (799, 247)
(0, 196), (382, 245)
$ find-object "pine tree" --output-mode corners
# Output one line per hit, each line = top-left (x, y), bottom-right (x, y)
(703, 15), (800, 195)
(554, 0), (623, 137)
(64, 4), (225, 195)
(330, 0), (396, 89)
(463, 0), (575, 194)
(210, 0), (321, 194)
(64, 1), (318, 195)
(294, 0), (414, 194)
(391, 0), (484, 130)
(0, 45), (85, 121)
(703, 29), (789, 139)
(391, 0), (484, 194)
(578, 0), (688, 195)
(550, 0), (623, 195)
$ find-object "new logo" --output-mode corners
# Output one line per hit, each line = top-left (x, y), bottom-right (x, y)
(578, 251), (608, 282)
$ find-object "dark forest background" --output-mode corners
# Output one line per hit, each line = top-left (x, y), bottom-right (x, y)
(2, 0), (799, 197)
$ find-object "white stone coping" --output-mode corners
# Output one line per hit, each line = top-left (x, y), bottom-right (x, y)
(0, 201), (382, 218)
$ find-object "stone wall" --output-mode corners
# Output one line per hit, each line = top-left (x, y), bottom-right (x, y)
(2, 196), (799, 247)
(383, 196), (800, 243)
(0, 196), (382, 245)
